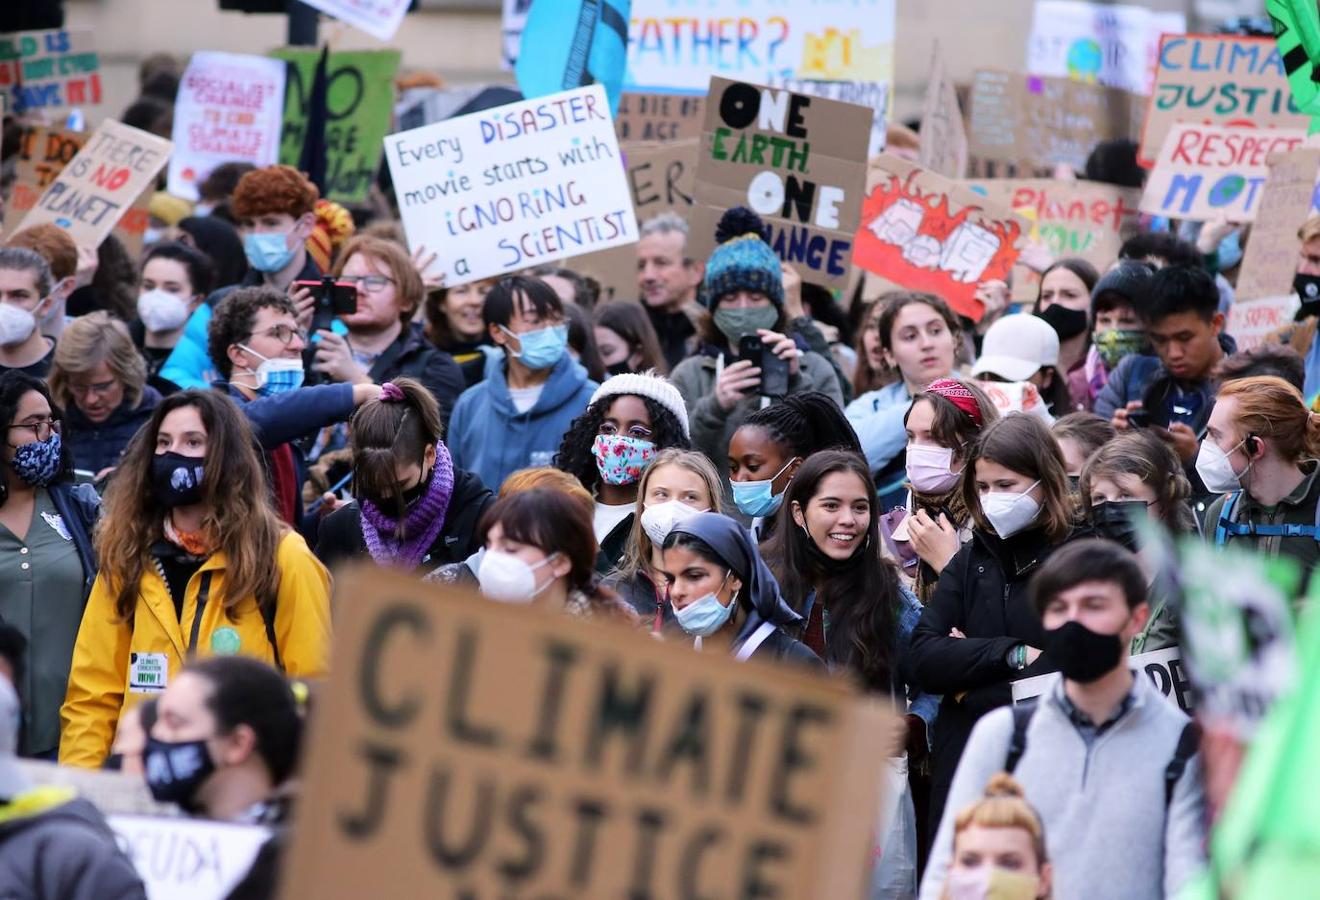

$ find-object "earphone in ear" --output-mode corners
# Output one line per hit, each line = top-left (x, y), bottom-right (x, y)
(1247, 434), (1261, 455)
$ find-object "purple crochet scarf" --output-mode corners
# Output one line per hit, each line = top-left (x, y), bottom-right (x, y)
(359, 442), (456, 569)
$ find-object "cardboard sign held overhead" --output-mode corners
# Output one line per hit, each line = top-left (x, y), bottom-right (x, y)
(1234, 148), (1320, 301)
(1140, 34), (1309, 169)
(1139, 122), (1307, 222)
(1026, 0), (1186, 95)
(689, 77), (872, 290)
(854, 155), (1025, 321)
(15, 121), (170, 250)
(918, 42), (968, 180)
(614, 92), (705, 143)
(769, 77), (889, 158)
(279, 567), (893, 899)
(0, 29), (101, 113)
(384, 84), (636, 287)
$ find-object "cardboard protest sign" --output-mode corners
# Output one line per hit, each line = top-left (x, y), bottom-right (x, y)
(1139, 122), (1307, 221)
(626, 0), (895, 95)
(1235, 148), (1320, 300)
(0, 28), (101, 113)
(1227, 295), (1300, 352)
(17, 761), (175, 817)
(853, 155), (1025, 321)
(385, 84), (636, 287)
(1140, 34), (1309, 169)
(110, 815), (269, 900)
(6, 125), (157, 253)
(689, 78), (871, 290)
(1012, 648), (1195, 714)
(300, 0), (410, 41)
(967, 69), (1144, 174)
(280, 566), (893, 899)
(769, 77), (888, 158)
(918, 42), (967, 180)
(271, 47), (401, 205)
(167, 52), (286, 202)
(614, 92), (704, 143)
(1026, 0), (1186, 95)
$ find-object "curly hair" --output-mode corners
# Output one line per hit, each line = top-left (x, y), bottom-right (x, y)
(207, 287), (297, 380)
(231, 164), (319, 221)
(554, 394), (692, 494)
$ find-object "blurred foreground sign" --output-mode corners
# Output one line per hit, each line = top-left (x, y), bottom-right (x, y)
(280, 567), (892, 899)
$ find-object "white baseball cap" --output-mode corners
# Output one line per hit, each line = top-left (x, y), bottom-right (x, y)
(970, 314), (1060, 382)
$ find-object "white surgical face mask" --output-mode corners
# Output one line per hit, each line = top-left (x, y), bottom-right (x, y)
(477, 549), (559, 603)
(137, 289), (191, 333)
(906, 443), (961, 495)
(0, 302), (38, 347)
(1195, 438), (1248, 494)
(640, 499), (706, 545)
(981, 480), (1041, 539)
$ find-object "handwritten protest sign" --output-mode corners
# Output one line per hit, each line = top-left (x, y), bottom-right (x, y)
(110, 815), (269, 900)
(271, 47), (400, 204)
(918, 42), (967, 179)
(626, 0), (895, 95)
(854, 155), (1024, 321)
(967, 69), (1143, 174)
(1026, 0), (1185, 95)
(281, 566), (892, 899)
(300, 0), (410, 41)
(5, 126), (156, 253)
(1235, 149), (1320, 300)
(1012, 647), (1195, 714)
(1140, 34), (1309, 169)
(614, 92), (705, 143)
(689, 78), (870, 289)
(0, 29), (101, 113)
(385, 84), (636, 287)
(1227, 295), (1300, 352)
(167, 52), (285, 202)
(769, 77), (888, 158)
(1139, 122), (1307, 221)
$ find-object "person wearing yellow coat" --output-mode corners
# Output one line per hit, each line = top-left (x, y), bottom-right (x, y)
(60, 389), (331, 768)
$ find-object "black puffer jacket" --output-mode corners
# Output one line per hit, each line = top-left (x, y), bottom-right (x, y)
(62, 387), (161, 475)
(367, 323), (465, 427)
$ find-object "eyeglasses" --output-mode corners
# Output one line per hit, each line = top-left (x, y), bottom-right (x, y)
(599, 422), (653, 440)
(8, 417), (59, 441)
(68, 378), (118, 399)
(249, 324), (307, 346)
(339, 275), (394, 293)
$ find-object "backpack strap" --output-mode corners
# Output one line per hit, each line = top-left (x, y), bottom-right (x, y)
(1215, 490), (1320, 544)
(1213, 492), (1242, 547)
(1164, 720), (1200, 808)
(261, 596), (284, 673)
(1004, 701), (1037, 774)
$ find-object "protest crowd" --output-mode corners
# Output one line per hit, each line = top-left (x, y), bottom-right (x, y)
(0, 0), (1317, 898)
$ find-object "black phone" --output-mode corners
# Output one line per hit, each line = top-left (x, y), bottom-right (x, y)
(1127, 407), (1151, 429)
(737, 334), (763, 369)
(295, 277), (359, 318)
(759, 347), (790, 398)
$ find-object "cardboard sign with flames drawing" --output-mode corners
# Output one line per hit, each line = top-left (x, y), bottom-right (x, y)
(853, 155), (1026, 321)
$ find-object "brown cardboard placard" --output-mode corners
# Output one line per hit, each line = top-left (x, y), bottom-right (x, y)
(918, 41), (968, 180)
(4, 126), (154, 255)
(278, 566), (893, 899)
(689, 77), (872, 290)
(1234, 149), (1320, 301)
(1139, 34), (1309, 169)
(967, 69), (1142, 174)
(853, 155), (1026, 321)
(16, 120), (171, 249)
(614, 92), (706, 143)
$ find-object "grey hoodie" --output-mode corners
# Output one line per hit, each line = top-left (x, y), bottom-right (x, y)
(919, 672), (1205, 900)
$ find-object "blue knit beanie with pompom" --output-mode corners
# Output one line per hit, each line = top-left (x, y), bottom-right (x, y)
(701, 207), (784, 309)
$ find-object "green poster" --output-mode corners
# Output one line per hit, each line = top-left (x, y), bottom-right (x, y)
(270, 47), (401, 204)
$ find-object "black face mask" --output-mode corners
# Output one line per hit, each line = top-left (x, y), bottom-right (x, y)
(1090, 500), (1148, 552)
(1295, 273), (1320, 319)
(143, 735), (216, 810)
(606, 360), (633, 377)
(1042, 620), (1125, 683)
(1038, 304), (1089, 341)
(152, 452), (206, 508)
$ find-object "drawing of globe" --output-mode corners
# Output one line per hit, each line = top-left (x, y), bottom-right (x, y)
(1067, 38), (1102, 80)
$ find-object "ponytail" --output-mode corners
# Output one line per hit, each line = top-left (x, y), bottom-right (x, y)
(349, 377), (444, 510)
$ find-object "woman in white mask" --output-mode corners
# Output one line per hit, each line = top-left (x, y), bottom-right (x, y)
(885, 378), (999, 604)
(475, 488), (638, 623)
(907, 414), (1077, 846)
(604, 449), (723, 633)
(1201, 375), (1320, 581)
(134, 242), (214, 393)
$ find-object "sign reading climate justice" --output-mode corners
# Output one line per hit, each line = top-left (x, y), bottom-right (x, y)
(280, 568), (892, 899)
(384, 84), (636, 287)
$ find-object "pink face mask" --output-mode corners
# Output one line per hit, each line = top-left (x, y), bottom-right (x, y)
(906, 443), (961, 494)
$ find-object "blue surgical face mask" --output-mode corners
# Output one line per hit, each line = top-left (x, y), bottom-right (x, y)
(730, 457), (797, 519)
(244, 231), (297, 274)
(1217, 229), (1243, 271)
(673, 573), (734, 637)
(239, 344), (305, 395)
(503, 324), (568, 370)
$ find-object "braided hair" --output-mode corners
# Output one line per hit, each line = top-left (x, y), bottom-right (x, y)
(554, 394), (692, 493)
(739, 391), (862, 461)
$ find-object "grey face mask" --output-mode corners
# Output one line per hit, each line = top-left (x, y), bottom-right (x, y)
(713, 306), (779, 346)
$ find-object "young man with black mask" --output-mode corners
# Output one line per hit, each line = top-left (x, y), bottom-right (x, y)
(918, 539), (1205, 900)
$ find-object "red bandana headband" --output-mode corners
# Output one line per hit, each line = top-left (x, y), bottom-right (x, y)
(925, 378), (983, 428)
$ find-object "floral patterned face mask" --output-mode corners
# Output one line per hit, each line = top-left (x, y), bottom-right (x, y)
(1093, 328), (1148, 369)
(592, 433), (657, 486)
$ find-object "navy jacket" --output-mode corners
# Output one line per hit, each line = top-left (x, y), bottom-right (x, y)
(63, 387), (161, 475)
(48, 481), (101, 601)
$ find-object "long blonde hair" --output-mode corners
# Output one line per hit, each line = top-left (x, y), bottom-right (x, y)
(613, 449), (724, 583)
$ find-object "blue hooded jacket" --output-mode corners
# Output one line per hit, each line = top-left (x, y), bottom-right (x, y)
(446, 352), (597, 492)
